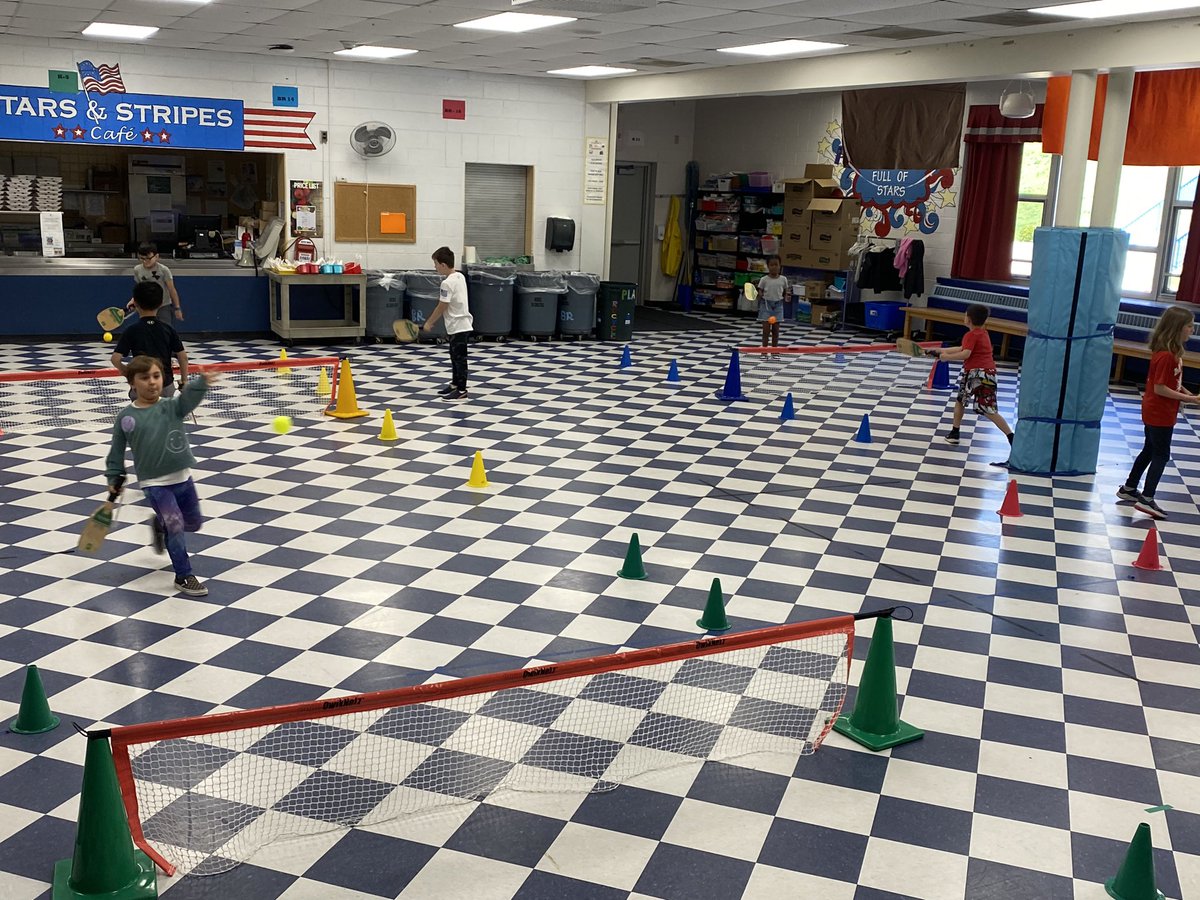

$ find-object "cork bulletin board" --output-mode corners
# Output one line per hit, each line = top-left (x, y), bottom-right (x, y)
(333, 182), (417, 243)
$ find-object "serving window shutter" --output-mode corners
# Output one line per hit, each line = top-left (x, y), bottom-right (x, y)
(465, 163), (528, 258)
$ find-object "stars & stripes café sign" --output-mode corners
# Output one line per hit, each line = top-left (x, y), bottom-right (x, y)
(0, 61), (314, 152)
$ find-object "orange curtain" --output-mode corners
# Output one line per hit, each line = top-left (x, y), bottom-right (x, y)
(1042, 70), (1200, 166)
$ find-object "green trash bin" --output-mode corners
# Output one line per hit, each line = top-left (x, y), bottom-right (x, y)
(597, 281), (637, 342)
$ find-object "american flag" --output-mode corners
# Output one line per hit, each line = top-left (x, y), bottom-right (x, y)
(243, 108), (316, 151)
(77, 60), (126, 95)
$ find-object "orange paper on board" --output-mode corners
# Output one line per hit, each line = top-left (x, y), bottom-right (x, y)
(380, 212), (407, 234)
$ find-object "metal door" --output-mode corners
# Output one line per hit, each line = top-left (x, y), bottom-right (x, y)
(610, 162), (654, 302)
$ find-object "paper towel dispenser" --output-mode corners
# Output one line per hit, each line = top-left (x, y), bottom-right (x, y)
(545, 217), (575, 252)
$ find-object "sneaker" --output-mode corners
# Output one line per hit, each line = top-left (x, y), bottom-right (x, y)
(1116, 485), (1143, 503)
(149, 517), (165, 555)
(436, 384), (456, 396)
(946, 428), (961, 445)
(1134, 496), (1167, 520)
(174, 575), (208, 597)
(445, 389), (469, 401)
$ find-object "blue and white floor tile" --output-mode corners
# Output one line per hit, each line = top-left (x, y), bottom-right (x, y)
(0, 317), (1197, 899)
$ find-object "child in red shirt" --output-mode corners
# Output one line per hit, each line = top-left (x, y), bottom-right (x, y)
(1118, 306), (1198, 519)
(936, 304), (1014, 456)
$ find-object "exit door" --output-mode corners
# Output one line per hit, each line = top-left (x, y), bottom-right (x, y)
(610, 162), (654, 301)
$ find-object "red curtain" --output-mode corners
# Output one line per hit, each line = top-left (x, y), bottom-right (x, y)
(951, 141), (1023, 281)
(1179, 181), (1200, 304)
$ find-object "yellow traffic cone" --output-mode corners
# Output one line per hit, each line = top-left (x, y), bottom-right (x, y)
(277, 348), (291, 377)
(324, 359), (368, 419)
(317, 366), (331, 397)
(379, 410), (399, 442)
(467, 451), (489, 488)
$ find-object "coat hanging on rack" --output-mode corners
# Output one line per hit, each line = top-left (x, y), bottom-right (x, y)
(858, 243), (903, 293)
(895, 237), (925, 299)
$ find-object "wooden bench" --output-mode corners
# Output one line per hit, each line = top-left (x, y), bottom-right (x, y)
(901, 305), (1200, 382)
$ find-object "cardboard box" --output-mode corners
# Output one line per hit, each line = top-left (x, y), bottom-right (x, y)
(803, 279), (830, 300)
(793, 300), (838, 324)
(781, 245), (849, 271)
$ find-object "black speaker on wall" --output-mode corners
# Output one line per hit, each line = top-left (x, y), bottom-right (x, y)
(546, 217), (575, 252)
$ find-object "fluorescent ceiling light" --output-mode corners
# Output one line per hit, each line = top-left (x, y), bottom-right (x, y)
(82, 22), (158, 39)
(334, 45), (417, 59)
(718, 38), (844, 56)
(1030, 0), (1200, 16)
(548, 65), (637, 77)
(454, 12), (576, 32)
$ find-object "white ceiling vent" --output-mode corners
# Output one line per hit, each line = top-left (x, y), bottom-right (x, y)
(514, 0), (657, 13)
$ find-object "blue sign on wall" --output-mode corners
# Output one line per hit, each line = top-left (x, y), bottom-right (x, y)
(272, 86), (298, 109)
(0, 85), (245, 150)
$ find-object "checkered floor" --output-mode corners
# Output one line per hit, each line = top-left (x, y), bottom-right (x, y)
(1, 318), (1197, 900)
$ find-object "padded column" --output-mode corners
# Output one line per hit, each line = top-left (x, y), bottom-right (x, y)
(1009, 227), (1127, 476)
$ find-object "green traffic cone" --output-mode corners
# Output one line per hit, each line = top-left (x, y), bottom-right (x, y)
(53, 735), (157, 900)
(10, 664), (60, 734)
(832, 616), (923, 751)
(617, 533), (648, 580)
(697, 578), (731, 632)
(1105, 823), (1165, 900)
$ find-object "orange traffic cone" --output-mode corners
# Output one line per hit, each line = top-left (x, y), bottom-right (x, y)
(324, 359), (367, 419)
(998, 479), (1023, 518)
(1132, 528), (1162, 571)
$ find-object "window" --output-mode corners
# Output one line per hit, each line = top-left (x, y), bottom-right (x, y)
(1165, 165), (1197, 295)
(464, 163), (532, 260)
(1011, 144), (1057, 278)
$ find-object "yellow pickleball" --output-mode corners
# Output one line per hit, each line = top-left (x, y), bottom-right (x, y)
(103, 332), (113, 342)
(272, 415), (292, 434)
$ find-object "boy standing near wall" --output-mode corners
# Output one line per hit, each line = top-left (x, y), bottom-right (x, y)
(132, 242), (184, 324)
(424, 246), (474, 401)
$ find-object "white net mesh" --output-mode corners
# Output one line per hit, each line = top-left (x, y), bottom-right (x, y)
(0, 360), (336, 434)
(113, 621), (853, 877)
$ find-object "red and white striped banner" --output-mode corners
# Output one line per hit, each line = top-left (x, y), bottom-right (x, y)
(243, 108), (316, 151)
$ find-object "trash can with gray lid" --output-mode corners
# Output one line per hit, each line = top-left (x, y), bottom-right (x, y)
(515, 272), (566, 338)
(467, 266), (516, 338)
(558, 272), (599, 338)
(405, 271), (446, 341)
(365, 271), (405, 340)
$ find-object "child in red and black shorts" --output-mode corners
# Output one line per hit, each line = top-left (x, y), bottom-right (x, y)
(937, 304), (1014, 455)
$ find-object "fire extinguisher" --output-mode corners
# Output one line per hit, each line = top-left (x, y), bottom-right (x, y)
(294, 237), (317, 263)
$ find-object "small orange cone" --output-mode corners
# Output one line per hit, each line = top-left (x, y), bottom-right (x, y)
(1132, 528), (1162, 571)
(998, 479), (1023, 518)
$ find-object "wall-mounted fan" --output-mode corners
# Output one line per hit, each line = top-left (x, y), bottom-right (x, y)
(350, 122), (397, 158)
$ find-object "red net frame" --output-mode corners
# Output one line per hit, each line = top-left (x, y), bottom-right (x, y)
(108, 613), (860, 877)
(0, 356), (341, 433)
(737, 341), (943, 354)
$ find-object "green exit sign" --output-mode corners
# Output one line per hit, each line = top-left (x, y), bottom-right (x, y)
(49, 70), (78, 93)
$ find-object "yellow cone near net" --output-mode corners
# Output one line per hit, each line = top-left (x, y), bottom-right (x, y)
(468, 451), (488, 488)
(324, 359), (368, 419)
(379, 410), (399, 442)
(317, 366), (331, 397)
(277, 349), (291, 377)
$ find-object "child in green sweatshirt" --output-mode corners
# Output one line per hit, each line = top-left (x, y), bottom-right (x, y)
(105, 355), (217, 597)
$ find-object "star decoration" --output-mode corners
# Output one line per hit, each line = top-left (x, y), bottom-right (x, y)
(938, 189), (957, 208)
(53, 124), (66, 139)
(902, 217), (920, 235)
(142, 129), (154, 143)
(158, 130), (171, 144)
(71, 126), (85, 140)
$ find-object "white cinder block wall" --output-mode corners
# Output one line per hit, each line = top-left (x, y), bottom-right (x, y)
(0, 39), (609, 273)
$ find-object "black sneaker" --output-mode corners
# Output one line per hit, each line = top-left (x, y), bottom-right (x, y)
(445, 389), (469, 401)
(174, 575), (208, 597)
(1135, 496), (1167, 520)
(436, 384), (456, 396)
(946, 428), (961, 445)
(1116, 485), (1143, 503)
(149, 517), (166, 555)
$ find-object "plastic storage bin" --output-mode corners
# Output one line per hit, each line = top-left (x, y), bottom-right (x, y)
(405, 271), (446, 341)
(864, 301), (905, 332)
(597, 281), (637, 341)
(515, 272), (566, 338)
(467, 266), (516, 338)
(365, 271), (405, 340)
(559, 272), (599, 337)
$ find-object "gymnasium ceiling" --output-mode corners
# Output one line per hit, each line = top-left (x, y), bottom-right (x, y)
(0, 0), (1196, 78)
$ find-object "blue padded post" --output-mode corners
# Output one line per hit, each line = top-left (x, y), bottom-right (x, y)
(1009, 227), (1128, 476)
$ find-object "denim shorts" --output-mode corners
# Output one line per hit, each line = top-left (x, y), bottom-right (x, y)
(758, 300), (785, 322)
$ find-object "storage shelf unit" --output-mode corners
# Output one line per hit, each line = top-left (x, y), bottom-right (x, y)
(691, 188), (783, 311)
